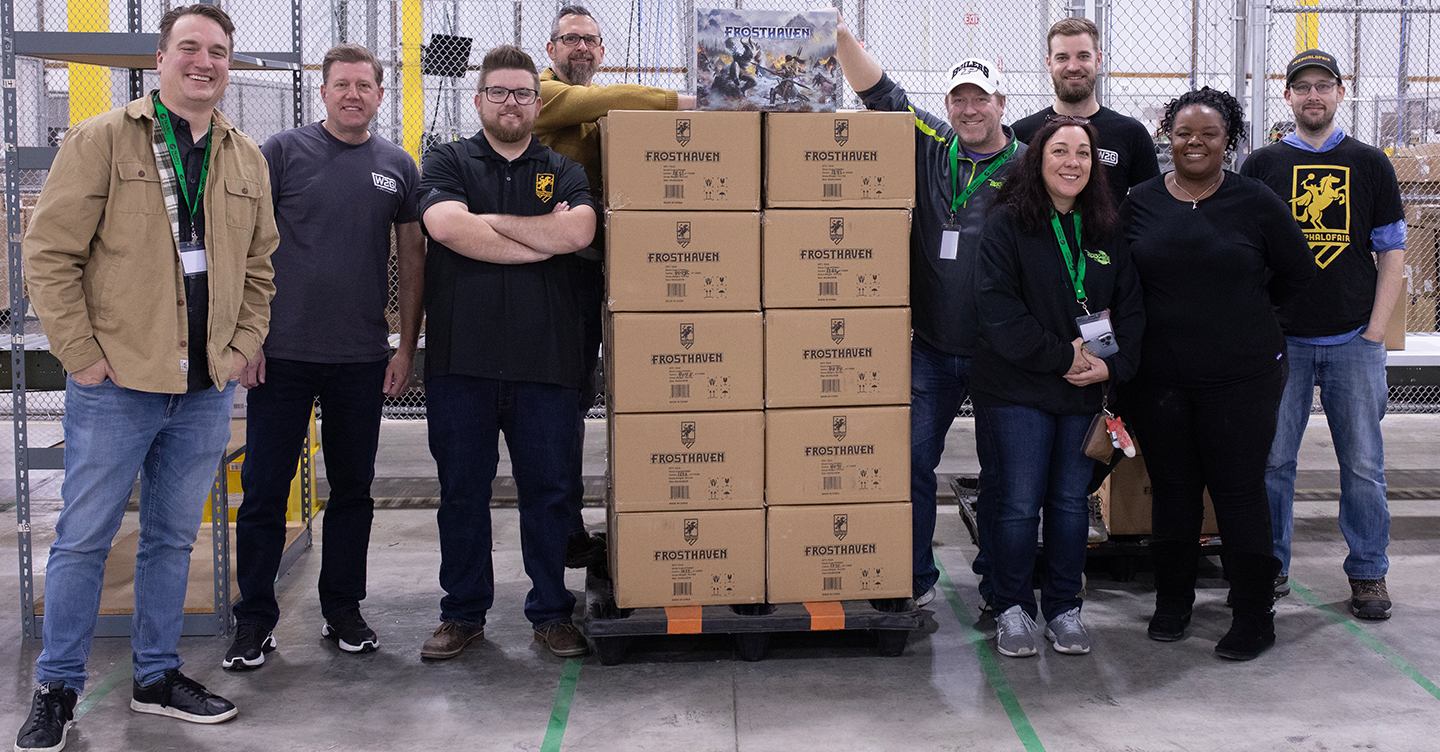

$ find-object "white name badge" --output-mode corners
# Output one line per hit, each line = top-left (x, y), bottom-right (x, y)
(939, 227), (960, 260)
(179, 241), (207, 276)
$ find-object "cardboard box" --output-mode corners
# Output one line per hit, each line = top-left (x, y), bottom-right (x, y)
(609, 507), (766, 608)
(764, 406), (909, 505)
(764, 307), (911, 408)
(763, 111), (916, 208)
(1098, 452), (1218, 536)
(609, 411), (765, 512)
(606, 211), (761, 311)
(761, 209), (910, 308)
(1390, 142), (1440, 184)
(694, 8), (840, 113)
(766, 502), (912, 603)
(602, 110), (761, 211)
(607, 311), (764, 412)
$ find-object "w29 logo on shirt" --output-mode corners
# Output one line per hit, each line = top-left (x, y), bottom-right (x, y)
(1289, 165), (1351, 268)
(371, 172), (398, 194)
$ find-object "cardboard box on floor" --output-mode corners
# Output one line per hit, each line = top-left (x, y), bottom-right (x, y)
(608, 507), (766, 608)
(1098, 451), (1218, 536)
(602, 110), (761, 210)
(609, 410), (765, 512)
(764, 111), (916, 208)
(761, 209), (910, 308)
(606, 311), (764, 413)
(764, 406), (910, 505)
(606, 210), (761, 311)
(764, 307), (911, 408)
(766, 502), (912, 603)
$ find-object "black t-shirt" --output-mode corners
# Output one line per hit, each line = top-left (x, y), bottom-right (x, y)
(418, 132), (594, 388)
(1122, 172), (1316, 388)
(1012, 106), (1160, 208)
(1239, 135), (1405, 338)
(173, 118), (212, 392)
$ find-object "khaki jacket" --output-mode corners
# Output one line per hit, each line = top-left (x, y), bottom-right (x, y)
(23, 96), (278, 393)
(535, 67), (678, 198)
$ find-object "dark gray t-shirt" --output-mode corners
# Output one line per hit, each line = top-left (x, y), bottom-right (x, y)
(260, 121), (421, 362)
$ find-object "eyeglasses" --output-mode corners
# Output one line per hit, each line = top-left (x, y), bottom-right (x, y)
(482, 86), (539, 105)
(1045, 114), (1091, 125)
(1289, 81), (1338, 95)
(552, 33), (602, 48)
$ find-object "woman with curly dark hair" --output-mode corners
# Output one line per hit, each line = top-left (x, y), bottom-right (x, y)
(973, 116), (1144, 657)
(1122, 87), (1314, 660)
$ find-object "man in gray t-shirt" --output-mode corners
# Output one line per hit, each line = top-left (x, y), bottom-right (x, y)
(225, 44), (423, 671)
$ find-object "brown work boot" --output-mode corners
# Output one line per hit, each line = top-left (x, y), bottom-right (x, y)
(533, 622), (590, 658)
(420, 621), (484, 660)
(1349, 577), (1392, 620)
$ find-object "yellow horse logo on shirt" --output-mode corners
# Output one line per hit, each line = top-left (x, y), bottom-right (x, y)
(1289, 166), (1350, 268)
(536, 173), (555, 202)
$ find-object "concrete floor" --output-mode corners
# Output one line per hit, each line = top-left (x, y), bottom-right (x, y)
(1, 415), (1438, 750)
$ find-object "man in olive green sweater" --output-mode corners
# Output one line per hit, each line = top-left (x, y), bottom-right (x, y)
(535, 4), (695, 568)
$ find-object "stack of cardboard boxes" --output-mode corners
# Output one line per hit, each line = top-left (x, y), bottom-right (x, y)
(601, 109), (917, 609)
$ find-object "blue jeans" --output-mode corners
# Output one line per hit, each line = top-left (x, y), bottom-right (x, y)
(910, 338), (972, 597)
(425, 375), (579, 629)
(1265, 334), (1389, 578)
(234, 357), (387, 630)
(37, 378), (234, 692)
(974, 405), (1092, 623)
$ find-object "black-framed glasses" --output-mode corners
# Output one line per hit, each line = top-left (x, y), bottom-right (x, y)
(551, 33), (602, 47)
(1045, 114), (1091, 125)
(482, 86), (539, 105)
(1289, 81), (1337, 96)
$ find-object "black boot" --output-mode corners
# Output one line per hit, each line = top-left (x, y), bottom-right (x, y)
(1148, 538), (1200, 642)
(1215, 551), (1281, 661)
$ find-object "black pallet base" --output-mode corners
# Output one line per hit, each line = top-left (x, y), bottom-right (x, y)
(583, 573), (924, 664)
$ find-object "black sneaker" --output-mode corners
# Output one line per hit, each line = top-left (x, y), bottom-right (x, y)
(15, 682), (76, 752)
(130, 669), (238, 724)
(221, 623), (276, 670)
(322, 607), (379, 653)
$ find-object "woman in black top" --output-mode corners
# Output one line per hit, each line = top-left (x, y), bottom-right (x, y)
(974, 117), (1144, 658)
(1122, 88), (1314, 660)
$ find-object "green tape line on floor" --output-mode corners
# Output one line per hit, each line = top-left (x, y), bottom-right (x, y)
(73, 657), (132, 721)
(935, 557), (1047, 752)
(1290, 578), (1440, 702)
(540, 657), (583, 752)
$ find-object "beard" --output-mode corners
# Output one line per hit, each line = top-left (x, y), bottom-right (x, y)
(1054, 72), (1096, 105)
(482, 108), (533, 143)
(1295, 106), (1334, 133)
(557, 52), (597, 86)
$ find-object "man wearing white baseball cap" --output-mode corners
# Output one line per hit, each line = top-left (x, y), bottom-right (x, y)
(833, 15), (1024, 612)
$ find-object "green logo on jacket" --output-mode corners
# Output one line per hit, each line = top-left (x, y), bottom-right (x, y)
(1084, 249), (1111, 265)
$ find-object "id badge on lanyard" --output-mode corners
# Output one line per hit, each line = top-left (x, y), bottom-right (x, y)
(178, 240), (208, 276)
(939, 215), (961, 260)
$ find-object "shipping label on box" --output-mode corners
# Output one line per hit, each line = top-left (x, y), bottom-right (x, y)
(607, 311), (764, 412)
(610, 411), (765, 512)
(609, 507), (766, 608)
(764, 307), (911, 408)
(766, 502), (911, 603)
(602, 110), (761, 210)
(764, 406), (909, 505)
(607, 210), (761, 311)
(764, 111), (916, 208)
(694, 8), (840, 113)
(762, 209), (910, 308)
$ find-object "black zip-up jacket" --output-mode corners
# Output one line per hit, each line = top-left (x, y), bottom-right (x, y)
(857, 74), (1026, 357)
(973, 206), (1145, 415)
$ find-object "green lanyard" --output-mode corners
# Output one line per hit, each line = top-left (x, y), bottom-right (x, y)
(949, 138), (1016, 213)
(152, 93), (213, 238)
(1050, 210), (1087, 308)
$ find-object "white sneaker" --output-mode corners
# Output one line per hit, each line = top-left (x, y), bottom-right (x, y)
(1044, 607), (1092, 655)
(914, 587), (936, 607)
(995, 605), (1038, 657)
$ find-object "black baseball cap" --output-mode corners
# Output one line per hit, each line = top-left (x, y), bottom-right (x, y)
(1286, 49), (1342, 86)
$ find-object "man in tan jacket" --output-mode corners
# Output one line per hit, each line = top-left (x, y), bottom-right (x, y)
(16, 5), (276, 749)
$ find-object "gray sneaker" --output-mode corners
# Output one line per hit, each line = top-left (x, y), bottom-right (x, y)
(1086, 494), (1109, 544)
(1044, 607), (1092, 655)
(995, 605), (1038, 657)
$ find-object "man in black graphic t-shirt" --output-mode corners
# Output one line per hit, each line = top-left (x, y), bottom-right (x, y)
(1242, 48), (1406, 620)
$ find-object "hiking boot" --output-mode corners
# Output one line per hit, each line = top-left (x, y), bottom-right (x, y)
(130, 669), (238, 724)
(565, 532), (606, 569)
(534, 622), (590, 658)
(420, 621), (484, 660)
(995, 605), (1038, 658)
(15, 682), (76, 752)
(1273, 575), (1291, 599)
(222, 623), (276, 670)
(1044, 607), (1092, 655)
(322, 607), (380, 653)
(1349, 577), (1392, 620)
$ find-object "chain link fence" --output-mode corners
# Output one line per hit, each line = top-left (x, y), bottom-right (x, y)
(5, 0), (1439, 425)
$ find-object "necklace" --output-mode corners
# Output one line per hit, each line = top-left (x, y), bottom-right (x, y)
(1172, 172), (1222, 209)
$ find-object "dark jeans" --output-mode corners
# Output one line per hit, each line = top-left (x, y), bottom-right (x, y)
(234, 357), (387, 629)
(974, 405), (1093, 622)
(566, 258), (604, 539)
(910, 338), (973, 596)
(426, 375), (579, 629)
(1127, 362), (1287, 558)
